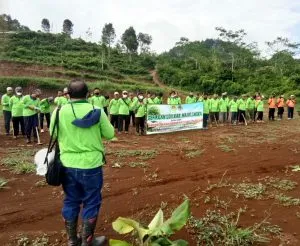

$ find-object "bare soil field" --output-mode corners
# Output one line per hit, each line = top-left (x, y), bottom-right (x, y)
(1, 118), (300, 245)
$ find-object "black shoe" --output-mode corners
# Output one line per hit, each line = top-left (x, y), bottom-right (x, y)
(65, 218), (81, 246)
(81, 218), (106, 246)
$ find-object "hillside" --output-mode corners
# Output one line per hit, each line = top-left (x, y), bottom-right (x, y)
(156, 38), (300, 96)
(0, 31), (167, 94)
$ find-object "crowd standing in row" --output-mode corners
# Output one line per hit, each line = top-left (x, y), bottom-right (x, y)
(1, 86), (299, 143)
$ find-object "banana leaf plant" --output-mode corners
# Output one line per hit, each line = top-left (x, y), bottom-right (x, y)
(109, 199), (190, 246)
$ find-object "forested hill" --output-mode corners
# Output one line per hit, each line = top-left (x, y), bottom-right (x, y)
(156, 38), (300, 96)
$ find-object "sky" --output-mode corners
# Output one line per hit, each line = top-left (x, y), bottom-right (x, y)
(1, 0), (300, 54)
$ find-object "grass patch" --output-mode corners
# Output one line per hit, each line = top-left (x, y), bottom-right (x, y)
(128, 161), (148, 168)
(218, 144), (234, 153)
(230, 182), (266, 199)
(112, 149), (157, 160)
(275, 194), (300, 206)
(1, 157), (35, 174)
(188, 208), (270, 245)
(185, 150), (205, 158)
(0, 177), (8, 189)
(263, 177), (297, 191)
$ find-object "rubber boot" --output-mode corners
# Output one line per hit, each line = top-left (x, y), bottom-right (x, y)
(65, 218), (80, 246)
(81, 218), (106, 246)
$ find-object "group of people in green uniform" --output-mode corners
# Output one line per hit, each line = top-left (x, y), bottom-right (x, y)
(1, 87), (53, 143)
(1, 86), (299, 141)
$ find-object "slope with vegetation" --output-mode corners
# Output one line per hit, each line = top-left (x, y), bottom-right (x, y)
(156, 29), (300, 97)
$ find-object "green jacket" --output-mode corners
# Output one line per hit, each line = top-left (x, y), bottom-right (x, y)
(134, 101), (146, 117)
(59, 97), (69, 107)
(229, 100), (238, 112)
(154, 97), (163, 104)
(256, 100), (264, 112)
(167, 97), (181, 105)
(238, 99), (247, 111)
(40, 98), (51, 113)
(130, 97), (138, 111)
(104, 98), (110, 107)
(147, 98), (155, 105)
(210, 99), (219, 112)
(50, 101), (114, 169)
(22, 95), (40, 117)
(54, 97), (60, 106)
(1, 94), (12, 111)
(109, 99), (119, 115)
(185, 96), (197, 104)
(90, 95), (105, 108)
(203, 99), (210, 114)
(219, 98), (228, 112)
(246, 98), (255, 110)
(118, 98), (131, 115)
(9, 95), (23, 117)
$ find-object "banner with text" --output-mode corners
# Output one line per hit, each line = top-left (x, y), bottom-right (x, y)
(146, 103), (203, 135)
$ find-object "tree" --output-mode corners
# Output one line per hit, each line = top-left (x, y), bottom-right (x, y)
(137, 32), (152, 54)
(266, 37), (300, 56)
(85, 27), (92, 41)
(121, 26), (139, 53)
(215, 27), (247, 45)
(101, 23), (116, 48)
(41, 18), (50, 32)
(0, 14), (30, 31)
(175, 37), (190, 47)
(62, 19), (74, 36)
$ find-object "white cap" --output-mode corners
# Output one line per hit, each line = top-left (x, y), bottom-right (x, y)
(114, 92), (119, 95)
(122, 90), (128, 94)
(63, 87), (68, 93)
(7, 87), (13, 91)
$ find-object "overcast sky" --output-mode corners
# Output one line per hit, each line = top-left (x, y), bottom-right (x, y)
(1, 0), (300, 54)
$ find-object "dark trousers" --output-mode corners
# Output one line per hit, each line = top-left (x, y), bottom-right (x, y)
(210, 112), (219, 123)
(288, 107), (294, 119)
(103, 107), (108, 116)
(110, 114), (118, 128)
(129, 110), (135, 126)
(135, 116), (145, 134)
(12, 116), (25, 136)
(62, 167), (103, 220)
(257, 112), (263, 121)
(3, 110), (12, 134)
(40, 112), (50, 129)
(24, 114), (38, 140)
(203, 114), (209, 128)
(231, 112), (238, 123)
(238, 110), (246, 123)
(118, 115), (130, 132)
(277, 107), (284, 119)
(269, 108), (275, 120)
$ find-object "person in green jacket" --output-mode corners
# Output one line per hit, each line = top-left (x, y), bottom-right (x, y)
(167, 91), (181, 105)
(39, 97), (53, 133)
(90, 88), (105, 109)
(22, 90), (41, 143)
(54, 91), (63, 106)
(1, 87), (13, 135)
(109, 92), (119, 129)
(229, 96), (238, 125)
(237, 95), (247, 124)
(219, 93), (228, 125)
(256, 96), (264, 122)
(246, 95), (256, 122)
(146, 92), (156, 105)
(9, 87), (25, 138)
(202, 95), (210, 129)
(134, 92), (147, 135)
(185, 92), (197, 104)
(50, 80), (114, 246)
(154, 92), (163, 104)
(118, 90), (131, 134)
(209, 94), (220, 125)
(129, 92), (136, 127)
(59, 87), (70, 107)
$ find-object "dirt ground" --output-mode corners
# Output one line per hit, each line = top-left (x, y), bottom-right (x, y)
(1, 118), (300, 246)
